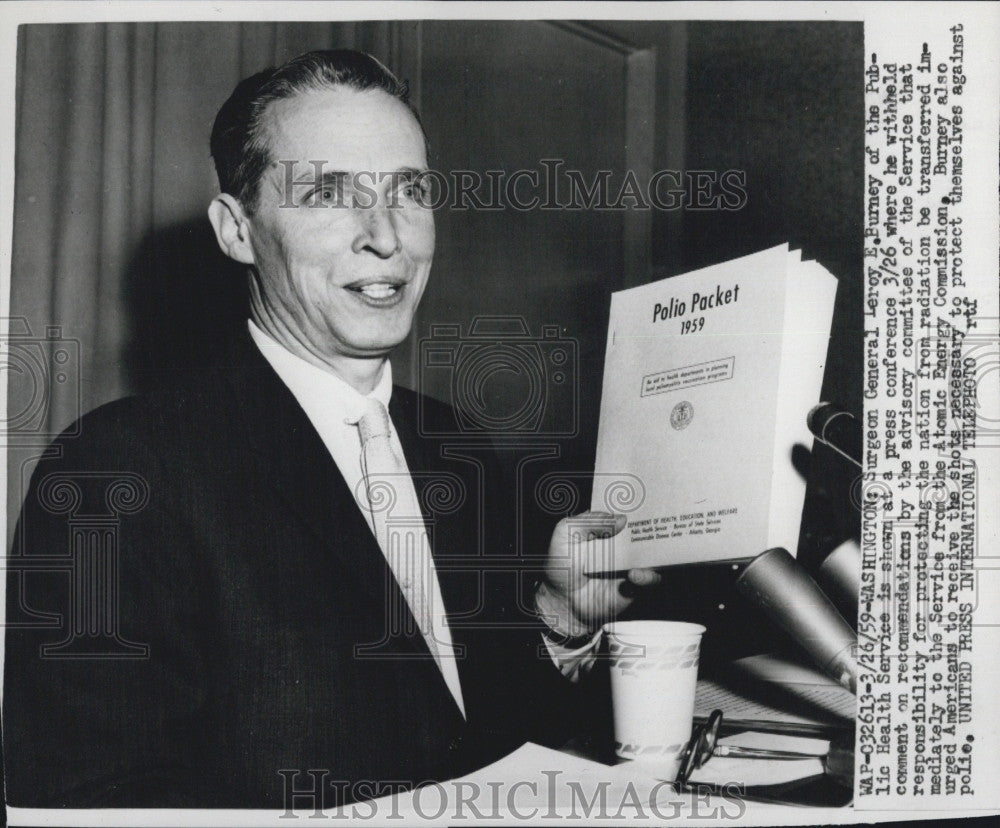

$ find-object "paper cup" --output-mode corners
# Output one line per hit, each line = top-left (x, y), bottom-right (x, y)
(603, 620), (706, 778)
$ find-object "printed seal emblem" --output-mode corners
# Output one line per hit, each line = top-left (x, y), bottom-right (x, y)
(670, 401), (694, 430)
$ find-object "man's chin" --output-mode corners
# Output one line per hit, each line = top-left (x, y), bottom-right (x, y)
(342, 328), (414, 358)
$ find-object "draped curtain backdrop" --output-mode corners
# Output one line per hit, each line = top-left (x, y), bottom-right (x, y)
(7, 21), (857, 570)
(6, 19), (861, 675)
(7, 22), (420, 534)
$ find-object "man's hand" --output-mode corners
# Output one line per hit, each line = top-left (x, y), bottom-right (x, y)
(537, 510), (662, 639)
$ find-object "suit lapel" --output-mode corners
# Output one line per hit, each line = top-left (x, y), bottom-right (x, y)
(390, 391), (484, 639)
(218, 337), (463, 699)
(218, 339), (398, 615)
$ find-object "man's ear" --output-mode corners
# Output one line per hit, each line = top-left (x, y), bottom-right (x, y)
(207, 194), (255, 265)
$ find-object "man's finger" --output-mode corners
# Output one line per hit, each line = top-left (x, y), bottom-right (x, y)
(626, 568), (662, 586)
(562, 511), (627, 541)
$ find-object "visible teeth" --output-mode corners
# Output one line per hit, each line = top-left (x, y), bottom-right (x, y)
(358, 283), (398, 299)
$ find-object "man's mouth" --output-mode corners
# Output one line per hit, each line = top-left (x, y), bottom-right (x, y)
(345, 279), (406, 305)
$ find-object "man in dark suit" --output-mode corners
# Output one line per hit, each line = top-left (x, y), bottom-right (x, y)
(3, 50), (656, 809)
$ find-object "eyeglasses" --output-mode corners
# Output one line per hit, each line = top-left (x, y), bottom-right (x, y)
(675, 709), (827, 786)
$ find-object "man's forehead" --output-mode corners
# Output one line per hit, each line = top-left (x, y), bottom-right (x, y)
(261, 85), (426, 169)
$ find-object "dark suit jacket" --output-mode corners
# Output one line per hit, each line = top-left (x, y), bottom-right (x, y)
(3, 335), (582, 808)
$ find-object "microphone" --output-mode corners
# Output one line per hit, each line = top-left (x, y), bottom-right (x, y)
(817, 538), (862, 618)
(807, 403), (862, 468)
(735, 547), (858, 694)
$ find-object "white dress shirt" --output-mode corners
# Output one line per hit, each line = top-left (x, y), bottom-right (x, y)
(248, 321), (466, 716)
(248, 321), (598, 697)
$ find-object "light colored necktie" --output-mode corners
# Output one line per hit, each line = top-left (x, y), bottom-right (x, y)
(356, 397), (442, 664)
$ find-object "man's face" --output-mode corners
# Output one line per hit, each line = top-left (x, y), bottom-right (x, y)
(245, 86), (434, 363)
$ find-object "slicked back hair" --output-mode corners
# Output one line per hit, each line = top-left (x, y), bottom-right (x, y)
(210, 49), (421, 214)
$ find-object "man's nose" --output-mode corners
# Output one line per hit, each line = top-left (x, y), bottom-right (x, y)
(351, 203), (401, 258)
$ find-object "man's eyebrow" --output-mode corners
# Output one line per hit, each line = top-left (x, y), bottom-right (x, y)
(265, 166), (348, 198)
(312, 169), (350, 187)
(391, 167), (426, 180)
(308, 168), (427, 186)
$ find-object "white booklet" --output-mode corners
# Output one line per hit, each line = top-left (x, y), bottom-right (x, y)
(590, 244), (837, 570)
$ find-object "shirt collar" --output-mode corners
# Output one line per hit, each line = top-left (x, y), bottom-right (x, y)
(247, 319), (393, 422)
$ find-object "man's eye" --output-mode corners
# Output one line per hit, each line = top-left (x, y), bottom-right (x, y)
(305, 186), (343, 206)
(400, 180), (430, 205)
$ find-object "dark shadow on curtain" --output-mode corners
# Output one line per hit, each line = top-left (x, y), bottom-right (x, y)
(122, 218), (249, 392)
